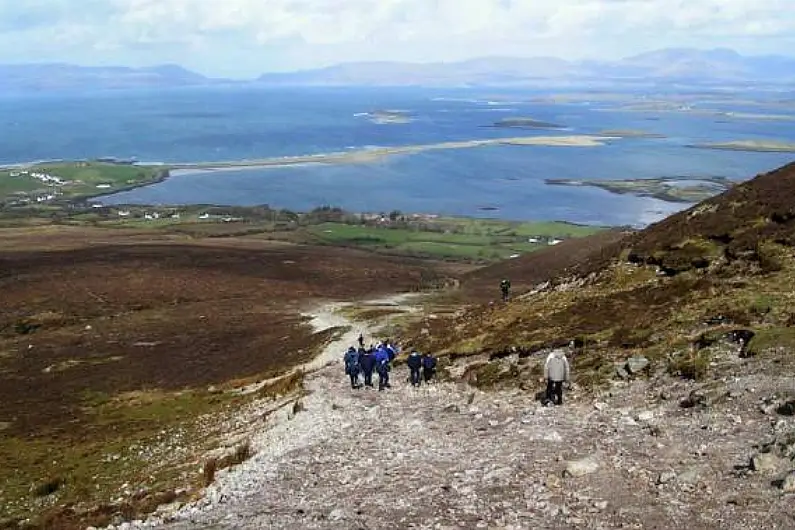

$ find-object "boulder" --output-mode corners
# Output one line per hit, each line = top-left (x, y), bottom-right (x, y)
(780, 471), (795, 493)
(750, 452), (787, 475)
(657, 470), (677, 485)
(563, 456), (601, 477)
(626, 356), (650, 375)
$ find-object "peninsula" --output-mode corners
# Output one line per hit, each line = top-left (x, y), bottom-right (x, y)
(545, 175), (734, 203)
(169, 134), (615, 173)
(687, 140), (795, 153)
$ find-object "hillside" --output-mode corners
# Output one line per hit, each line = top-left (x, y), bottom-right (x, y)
(82, 161), (795, 530)
(256, 48), (795, 87)
(4, 48), (795, 93)
(0, 64), (216, 92)
(4, 162), (795, 529)
(408, 160), (795, 364)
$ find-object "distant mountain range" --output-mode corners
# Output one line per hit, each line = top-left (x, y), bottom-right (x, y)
(2, 48), (795, 92)
(0, 63), (219, 92)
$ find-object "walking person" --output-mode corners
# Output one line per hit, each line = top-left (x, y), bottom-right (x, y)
(543, 349), (570, 405)
(374, 344), (391, 391)
(421, 352), (437, 384)
(500, 279), (511, 302)
(344, 346), (361, 389)
(359, 346), (375, 388)
(407, 350), (423, 387)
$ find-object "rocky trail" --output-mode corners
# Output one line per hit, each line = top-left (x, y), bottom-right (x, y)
(112, 296), (794, 530)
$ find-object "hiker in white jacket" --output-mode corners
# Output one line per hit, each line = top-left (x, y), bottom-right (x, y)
(544, 349), (570, 405)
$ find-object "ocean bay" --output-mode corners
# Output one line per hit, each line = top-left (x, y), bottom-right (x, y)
(2, 85), (794, 226)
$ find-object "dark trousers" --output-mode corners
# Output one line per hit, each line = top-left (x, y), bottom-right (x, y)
(409, 367), (421, 386)
(349, 370), (360, 388)
(378, 368), (390, 390)
(363, 370), (373, 387)
(546, 379), (564, 405)
(422, 367), (435, 383)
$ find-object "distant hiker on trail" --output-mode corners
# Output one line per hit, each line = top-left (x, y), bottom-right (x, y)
(344, 346), (361, 389)
(500, 279), (511, 302)
(543, 349), (570, 406)
(422, 352), (437, 384)
(374, 345), (392, 391)
(358, 333), (365, 349)
(359, 346), (376, 388)
(407, 350), (423, 387)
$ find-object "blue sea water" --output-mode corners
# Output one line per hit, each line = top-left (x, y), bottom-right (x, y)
(1, 85), (793, 226)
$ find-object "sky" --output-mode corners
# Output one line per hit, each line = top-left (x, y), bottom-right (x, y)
(1, 0), (794, 78)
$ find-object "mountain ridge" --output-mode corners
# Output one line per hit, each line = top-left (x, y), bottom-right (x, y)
(3, 47), (795, 92)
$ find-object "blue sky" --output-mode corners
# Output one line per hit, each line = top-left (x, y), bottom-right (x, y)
(1, 0), (794, 77)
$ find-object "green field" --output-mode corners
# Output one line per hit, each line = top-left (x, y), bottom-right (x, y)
(0, 164), (606, 263)
(306, 219), (604, 261)
(0, 162), (165, 204)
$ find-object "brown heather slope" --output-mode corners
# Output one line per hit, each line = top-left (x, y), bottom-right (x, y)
(407, 160), (795, 375)
(458, 229), (628, 302)
(0, 233), (450, 436)
(0, 227), (459, 527)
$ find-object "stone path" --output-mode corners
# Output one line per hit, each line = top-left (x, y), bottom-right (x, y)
(117, 299), (795, 530)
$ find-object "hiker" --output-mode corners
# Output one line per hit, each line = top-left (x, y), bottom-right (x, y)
(543, 349), (570, 406)
(407, 350), (423, 387)
(358, 333), (365, 349)
(344, 346), (361, 389)
(359, 346), (376, 388)
(500, 278), (511, 301)
(385, 340), (397, 362)
(422, 352), (437, 384)
(374, 344), (391, 391)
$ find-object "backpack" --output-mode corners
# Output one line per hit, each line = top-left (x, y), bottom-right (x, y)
(423, 356), (437, 369)
(345, 351), (359, 372)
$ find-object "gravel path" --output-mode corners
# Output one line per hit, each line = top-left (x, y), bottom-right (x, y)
(116, 299), (795, 530)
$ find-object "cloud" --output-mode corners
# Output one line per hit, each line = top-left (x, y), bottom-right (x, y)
(1, 0), (794, 75)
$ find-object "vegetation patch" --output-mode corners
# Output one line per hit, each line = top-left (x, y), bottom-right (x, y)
(747, 327), (795, 357)
(668, 351), (712, 381)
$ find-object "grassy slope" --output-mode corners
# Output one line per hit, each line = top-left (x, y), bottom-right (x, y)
(0, 162), (163, 202)
(304, 219), (604, 261)
(406, 161), (795, 388)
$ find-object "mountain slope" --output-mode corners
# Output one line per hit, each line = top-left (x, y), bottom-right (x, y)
(0, 63), (215, 92)
(254, 48), (795, 86)
(408, 160), (795, 375)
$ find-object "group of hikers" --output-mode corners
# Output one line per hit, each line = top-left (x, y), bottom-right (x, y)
(343, 335), (437, 391)
(340, 279), (574, 406)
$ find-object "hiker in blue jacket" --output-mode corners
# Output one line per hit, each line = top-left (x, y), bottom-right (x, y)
(407, 350), (423, 387)
(344, 346), (361, 389)
(374, 345), (391, 391)
(422, 352), (437, 384)
(358, 346), (376, 388)
(385, 340), (397, 362)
